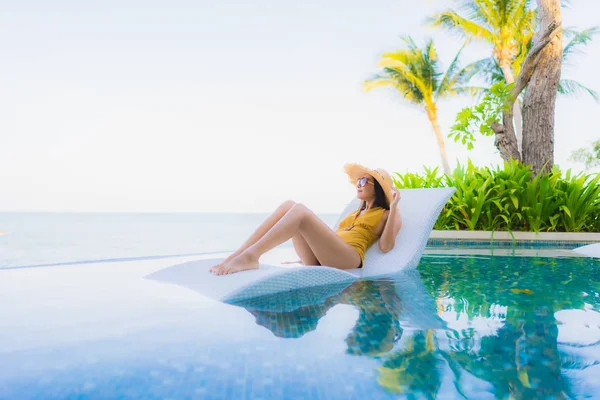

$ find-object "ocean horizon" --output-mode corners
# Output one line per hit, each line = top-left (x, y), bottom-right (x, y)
(0, 212), (339, 269)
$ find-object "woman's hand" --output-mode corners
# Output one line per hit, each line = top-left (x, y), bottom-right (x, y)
(390, 187), (401, 208)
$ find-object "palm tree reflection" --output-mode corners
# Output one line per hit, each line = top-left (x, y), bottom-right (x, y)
(421, 255), (600, 399)
(229, 255), (600, 398)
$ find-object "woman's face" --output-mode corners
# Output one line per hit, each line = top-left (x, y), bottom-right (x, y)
(356, 174), (376, 201)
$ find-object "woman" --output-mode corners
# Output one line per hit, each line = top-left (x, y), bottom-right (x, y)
(209, 163), (403, 275)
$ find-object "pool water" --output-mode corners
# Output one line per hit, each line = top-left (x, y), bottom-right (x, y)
(1, 254), (599, 399)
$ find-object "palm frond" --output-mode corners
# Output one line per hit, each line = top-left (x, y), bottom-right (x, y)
(471, 0), (498, 27)
(437, 41), (480, 98)
(428, 10), (496, 43)
(558, 79), (599, 102)
(424, 38), (441, 93)
(505, 0), (531, 26)
(385, 68), (428, 104)
(446, 85), (487, 97)
(430, 0), (535, 86)
(496, 0), (514, 27)
(364, 74), (424, 104)
(463, 57), (505, 85)
(514, 8), (536, 41)
(563, 26), (600, 62)
(377, 49), (415, 68)
(366, 38), (479, 109)
(426, 38), (436, 61)
(363, 76), (398, 92)
(511, 30), (533, 78)
(377, 54), (433, 99)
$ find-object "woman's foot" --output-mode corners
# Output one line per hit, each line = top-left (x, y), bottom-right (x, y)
(209, 259), (228, 273)
(209, 251), (240, 273)
(209, 262), (223, 273)
(210, 251), (259, 275)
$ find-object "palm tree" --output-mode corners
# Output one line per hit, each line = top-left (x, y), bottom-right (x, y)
(430, 0), (535, 84)
(429, 0), (535, 152)
(467, 26), (600, 100)
(365, 37), (480, 175)
(377, 330), (444, 397)
(430, 1), (598, 166)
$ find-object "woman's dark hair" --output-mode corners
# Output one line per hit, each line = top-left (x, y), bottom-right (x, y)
(360, 179), (390, 210)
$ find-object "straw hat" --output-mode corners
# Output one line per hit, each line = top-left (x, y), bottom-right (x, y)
(344, 163), (394, 206)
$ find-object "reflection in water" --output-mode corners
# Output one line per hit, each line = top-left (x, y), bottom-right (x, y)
(378, 330), (443, 396)
(422, 255), (600, 399)
(229, 255), (600, 398)
(228, 270), (448, 397)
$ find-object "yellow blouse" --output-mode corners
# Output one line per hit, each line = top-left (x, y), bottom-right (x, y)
(336, 206), (386, 267)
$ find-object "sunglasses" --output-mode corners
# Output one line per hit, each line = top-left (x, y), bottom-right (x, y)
(356, 177), (374, 187)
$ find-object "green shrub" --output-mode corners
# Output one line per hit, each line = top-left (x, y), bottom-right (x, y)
(393, 159), (600, 232)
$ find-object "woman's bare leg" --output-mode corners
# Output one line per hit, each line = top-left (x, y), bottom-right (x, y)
(209, 200), (296, 272)
(292, 234), (320, 266)
(211, 204), (360, 275)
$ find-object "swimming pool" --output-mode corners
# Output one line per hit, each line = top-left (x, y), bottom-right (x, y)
(0, 252), (599, 399)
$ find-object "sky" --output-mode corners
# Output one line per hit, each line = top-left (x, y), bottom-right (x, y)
(1, 0), (599, 213)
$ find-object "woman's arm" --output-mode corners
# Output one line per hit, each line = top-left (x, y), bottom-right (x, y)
(378, 188), (403, 253)
(378, 207), (402, 253)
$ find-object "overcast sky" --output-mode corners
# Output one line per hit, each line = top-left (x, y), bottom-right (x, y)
(1, 0), (599, 213)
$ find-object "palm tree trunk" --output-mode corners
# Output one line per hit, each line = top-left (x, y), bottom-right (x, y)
(499, 62), (524, 156)
(521, 0), (563, 175)
(491, 114), (521, 162)
(426, 108), (451, 175)
(426, 329), (435, 352)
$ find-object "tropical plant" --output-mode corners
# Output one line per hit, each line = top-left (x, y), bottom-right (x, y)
(444, 161), (500, 231)
(569, 139), (600, 171)
(520, 166), (563, 232)
(365, 37), (481, 175)
(392, 166), (445, 188)
(556, 169), (600, 232)
(449, 81), (513, 150)
(393, 159), (600, 232)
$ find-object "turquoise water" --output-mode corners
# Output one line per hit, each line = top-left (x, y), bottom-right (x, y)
(417, 255), (600, 399)
(1, 254), (599, 399)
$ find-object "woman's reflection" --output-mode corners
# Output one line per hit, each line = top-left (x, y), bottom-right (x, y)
(229, 270), (447, 396)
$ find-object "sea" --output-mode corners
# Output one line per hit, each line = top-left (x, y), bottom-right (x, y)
(0, 212), (339, 269)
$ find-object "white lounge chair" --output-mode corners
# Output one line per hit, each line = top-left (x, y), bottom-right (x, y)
(573, 243), (600, 258)
(146, 187), (456, 303)
(227, 269), (447, 334)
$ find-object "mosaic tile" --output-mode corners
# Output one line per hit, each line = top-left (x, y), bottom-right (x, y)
(427, 238), (598, 249)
